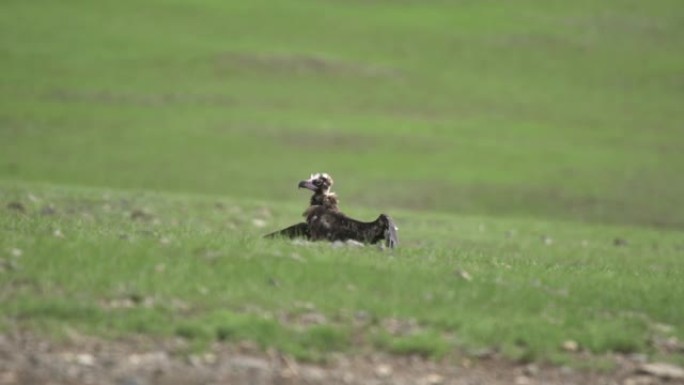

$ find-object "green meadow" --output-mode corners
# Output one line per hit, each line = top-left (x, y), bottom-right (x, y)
(1, 0), (683, 365)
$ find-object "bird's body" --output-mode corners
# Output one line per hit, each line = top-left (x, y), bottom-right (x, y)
(305, 205), (398, 248)
(264, 173), (398, 248)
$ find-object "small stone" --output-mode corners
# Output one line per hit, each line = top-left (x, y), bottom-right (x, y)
(454, 269), (472, 281)
(53, 229), (64, 238)
(159, 237), (171, 245)
(127, 352), (168, 367)
(128, 354), (143, 365)
(561, 340), (579, 352)
(252, 219), (267, 228)
(515, 375), (532, 385)
(637, 362), (684, 380)
(76, 353), (95, 366)
(542, 236), (553, 245)
(423, 373), (444, 385)
(375, 364), (392, 378)
(623, 375), (657, 385)
(203, 353), (217, 365)
(9, 248), (22, 258)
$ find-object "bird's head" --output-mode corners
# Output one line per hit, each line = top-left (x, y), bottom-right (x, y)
(298, 173), (334, 195)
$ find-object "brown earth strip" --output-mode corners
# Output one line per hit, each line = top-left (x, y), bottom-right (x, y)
(1, 332), (682, 385)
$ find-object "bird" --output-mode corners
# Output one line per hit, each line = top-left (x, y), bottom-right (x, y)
(264, 173), (398, 248)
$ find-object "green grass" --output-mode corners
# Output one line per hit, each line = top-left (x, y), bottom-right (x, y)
(2, 0), (683, 228)
(1, 0), (683, 366)
(2, 182), (683, 363)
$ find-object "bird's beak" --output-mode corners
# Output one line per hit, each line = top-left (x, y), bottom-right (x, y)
(298, 180), (317, 191)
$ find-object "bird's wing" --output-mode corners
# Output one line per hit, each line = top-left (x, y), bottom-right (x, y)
(308, 209), (398, 248)
(263, 222), (310, 239)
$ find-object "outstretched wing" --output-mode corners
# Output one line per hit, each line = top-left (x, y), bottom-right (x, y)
(307, 208), (399, 248)
(264, 222), (310, 239)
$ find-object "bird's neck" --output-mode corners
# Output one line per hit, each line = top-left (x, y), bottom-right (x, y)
(304, 191), (338, 218)
(310, 191), (338, 208)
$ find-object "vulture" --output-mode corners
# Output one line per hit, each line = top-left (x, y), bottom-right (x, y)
(264, 173), (398, 248)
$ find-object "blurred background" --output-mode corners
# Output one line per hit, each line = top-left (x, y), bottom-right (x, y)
(2, 0), (683, 228)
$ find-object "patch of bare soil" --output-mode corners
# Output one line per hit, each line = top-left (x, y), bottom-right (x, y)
(1, 332), (682, 385)
(215, 123), (445, 155)
(44, 90), (237, 108)
(214, 52), (402, 79)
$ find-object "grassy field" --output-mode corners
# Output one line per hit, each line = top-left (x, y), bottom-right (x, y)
(2, 0), (684, 366)
(3, 181), (683, 364)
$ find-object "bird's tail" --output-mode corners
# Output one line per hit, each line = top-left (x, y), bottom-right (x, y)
(379, 214), (398, 249)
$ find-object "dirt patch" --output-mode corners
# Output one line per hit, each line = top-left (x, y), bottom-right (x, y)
(216, 123), (445, 154)
(212, 123), (383, 153)
(271, 130), (382, 153)
(561, 12), (672, 39)
(485, 33), (594, 55)
(44, 89), (237, 108)
(1, 332), (681, 385)
(214, 52), (403, 79)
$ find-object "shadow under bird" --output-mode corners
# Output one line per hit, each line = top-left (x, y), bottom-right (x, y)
(264, 173), (398, 248)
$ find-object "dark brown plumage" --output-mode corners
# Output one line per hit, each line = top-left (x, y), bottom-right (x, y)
(264, 173), (398, 248)
(306, 205), (398, 248)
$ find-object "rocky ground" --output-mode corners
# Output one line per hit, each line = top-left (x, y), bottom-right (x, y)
(1, 332), (683, 385)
